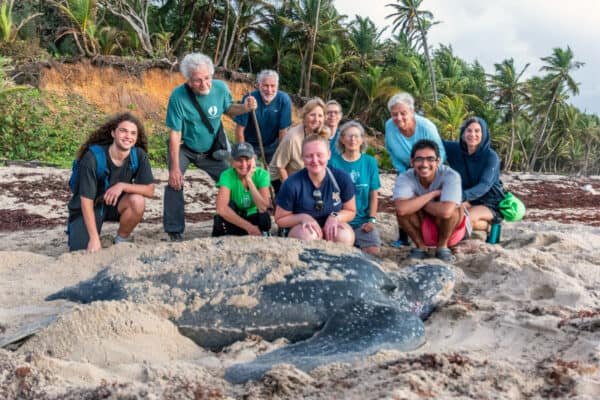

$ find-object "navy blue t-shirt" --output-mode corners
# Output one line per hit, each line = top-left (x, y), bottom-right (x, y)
(276, 167), (355, 226)
(234, 90), (292, 153)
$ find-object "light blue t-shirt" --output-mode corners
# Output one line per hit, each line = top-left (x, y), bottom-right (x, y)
(392, 164), (462, 204)
(329, 153), (380, 227)
(165, 80), (233, 153)
(384, 114), (446, 173)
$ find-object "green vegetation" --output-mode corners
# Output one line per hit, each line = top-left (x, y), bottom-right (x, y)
(0, 89), (169, 167)
(1, 0), (599, 174)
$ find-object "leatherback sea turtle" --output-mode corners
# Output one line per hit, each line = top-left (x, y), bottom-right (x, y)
(44, 241), (454, 384)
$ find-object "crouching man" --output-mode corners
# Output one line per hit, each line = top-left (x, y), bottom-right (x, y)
(393, 139), (468, 263)
(67, 113), (155, 252)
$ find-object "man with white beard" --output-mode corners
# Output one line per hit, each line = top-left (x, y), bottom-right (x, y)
(235, 70), (292, 164)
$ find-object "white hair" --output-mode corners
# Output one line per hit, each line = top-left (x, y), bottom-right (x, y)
(180, 53), (214, 80)
(336, 120), (367, 154)
(257, 69), (279, 85)
(387, 92), (415, 112)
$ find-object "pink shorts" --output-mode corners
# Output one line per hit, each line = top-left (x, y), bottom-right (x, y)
(421, 214), (467, 247)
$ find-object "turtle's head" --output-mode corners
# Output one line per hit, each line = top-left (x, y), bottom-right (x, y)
(389, 264), (455, 319)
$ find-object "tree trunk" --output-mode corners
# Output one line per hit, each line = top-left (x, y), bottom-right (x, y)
(303, 0), (321, 97)
(222, 6), (240, 69)
(417, 19), (437, 107)
(528, 86), (559, 171)
(172, 3), (198, 54)
(505, 104), (516, 171)
(215, 1), (230, 66)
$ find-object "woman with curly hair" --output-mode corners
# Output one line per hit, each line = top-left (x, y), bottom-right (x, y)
(67, 113), (155, 252)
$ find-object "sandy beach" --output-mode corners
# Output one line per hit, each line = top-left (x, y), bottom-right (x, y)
(1, 165), (600, 399)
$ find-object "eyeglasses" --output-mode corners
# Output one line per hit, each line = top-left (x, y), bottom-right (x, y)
(313, 189), (324, 210)
(326, 110), (341, 115)
(190, 76), (212, 85)
(343, 134), (361, 140)
(413, 156), (438, 163)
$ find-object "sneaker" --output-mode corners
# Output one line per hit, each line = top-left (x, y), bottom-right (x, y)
(391, 239), (410, 248)
(113, 235), (133, 244)
(168, 232), (183, 242)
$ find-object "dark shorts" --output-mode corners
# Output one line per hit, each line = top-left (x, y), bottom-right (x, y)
(67, 204), (120, 251)
(472, 199), (503, 223)
(211, 212), (271, 236)
(353, 226), (381, 249)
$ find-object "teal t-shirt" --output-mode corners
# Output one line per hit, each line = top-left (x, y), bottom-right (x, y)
(329, 153), (380, 227)
(216, 167), (270, 216)
(165, 80), (233, 153)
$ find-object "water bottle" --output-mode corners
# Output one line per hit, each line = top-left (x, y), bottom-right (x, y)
(486, 223), (502, 244)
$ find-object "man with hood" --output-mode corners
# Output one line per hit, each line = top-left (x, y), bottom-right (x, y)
(443, 116), (505, 232)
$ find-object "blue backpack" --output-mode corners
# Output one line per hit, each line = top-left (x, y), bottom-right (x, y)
(69, 144), (139, 194)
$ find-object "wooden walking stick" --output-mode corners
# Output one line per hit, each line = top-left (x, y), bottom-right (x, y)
(251, 110), (276, 208)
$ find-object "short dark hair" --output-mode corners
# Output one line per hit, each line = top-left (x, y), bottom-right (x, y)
(410, 139), (440, 159)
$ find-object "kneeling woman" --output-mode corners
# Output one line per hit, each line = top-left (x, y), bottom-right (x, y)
(212, 143), (272, 236)
(444, 116), (505, 232)
(275, 135), (356, 244)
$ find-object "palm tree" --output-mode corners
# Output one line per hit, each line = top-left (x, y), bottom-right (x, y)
(284, 0), (341, 96)
(488, 58), (529, 170)
(577, 114), (600, 175)
(388, 53), (431, 109)
(347, 15), (385, 67)
(253, 1), (293, 72)
(218, 0), (265, 69)
(0, 0), (42, 43)
(528, 46), (584, 171)
(386, 0), (439, 106)
(97, 0), (154, 57)
(429, 96), (469, 140)
(50, 0), (99, 56)
(312, 42), (359, 100)
(351, 65), (399, 127)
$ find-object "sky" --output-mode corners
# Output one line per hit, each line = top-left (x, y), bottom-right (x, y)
(334, 0), (600, 116)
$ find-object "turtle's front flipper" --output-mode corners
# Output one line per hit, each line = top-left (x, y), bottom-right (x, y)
(225, 301), (425, 384)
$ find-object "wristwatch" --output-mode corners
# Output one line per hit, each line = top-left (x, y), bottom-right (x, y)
(330, 212), (339, 218)
(368, 217), (376, 223)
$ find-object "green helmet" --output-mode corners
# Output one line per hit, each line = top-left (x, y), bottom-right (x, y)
(499, 192), (526, 222)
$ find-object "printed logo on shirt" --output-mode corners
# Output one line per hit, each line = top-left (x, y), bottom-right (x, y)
(208, 105), (218, 118)
(350, 170), (360, 183)
(332, 191), (341, 205)
(241, 193), (252, 208)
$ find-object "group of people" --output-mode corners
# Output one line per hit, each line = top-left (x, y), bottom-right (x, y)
(67, 52), (506, 264)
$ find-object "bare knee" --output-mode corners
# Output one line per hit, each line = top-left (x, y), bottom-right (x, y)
(331, 224), (355, 245)
(288, 224), (321, 240)
(121, 194), (146, 217)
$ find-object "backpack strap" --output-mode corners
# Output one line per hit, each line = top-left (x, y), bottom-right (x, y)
(184, 84), (216, 135)
(326, 167), (341, 194)
(89, 144), (109, 193)
(128, 146), (139, 174)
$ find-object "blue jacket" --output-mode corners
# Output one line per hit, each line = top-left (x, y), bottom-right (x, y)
(443, 117), (504, 208)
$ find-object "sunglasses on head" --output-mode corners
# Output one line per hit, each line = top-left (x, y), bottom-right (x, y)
(313, 189), (324, 210)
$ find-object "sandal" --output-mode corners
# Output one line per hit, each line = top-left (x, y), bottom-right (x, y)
(435, 247), (456, 264)
(409, 248), (428, 260)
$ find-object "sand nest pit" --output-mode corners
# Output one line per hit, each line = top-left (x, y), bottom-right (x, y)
(17, 301), (205, 366)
